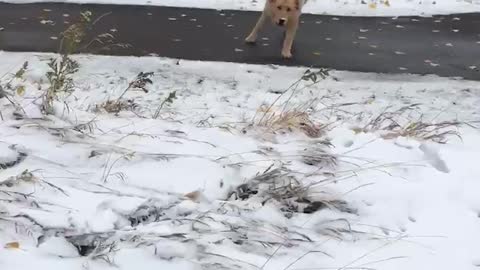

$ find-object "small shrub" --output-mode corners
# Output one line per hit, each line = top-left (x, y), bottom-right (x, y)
(41, 11), (91, 114)
(60, 11), (92, 55)
(42, 55), (80, 114)
(153, 91), (177, 119)
(96, 72), (153, 115)
(117, 72), (153, 101)
(42, 10), (129, 115)
(0, 61), (29, 119)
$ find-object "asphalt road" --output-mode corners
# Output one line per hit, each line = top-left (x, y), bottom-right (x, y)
(0, 2), (479, 80)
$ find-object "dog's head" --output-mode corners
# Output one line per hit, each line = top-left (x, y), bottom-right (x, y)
(267, 0), (301, 27)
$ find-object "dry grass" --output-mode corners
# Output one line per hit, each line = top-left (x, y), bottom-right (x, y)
(299, 139), (337, 167)
(256, 106), (325, 138)
(95, 99), (138, 114)
(0, 170), (36, 187)
(381, 121), (463, 143)
(60, 11), (130, 55)
(0, 148), (27, 174)
(253, 69), (330, 138)
(94, 72), (153, 115)
(354, 104), (466, 144)
(228, 165), (354, 218)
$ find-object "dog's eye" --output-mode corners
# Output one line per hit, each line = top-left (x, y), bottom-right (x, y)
(277, 6), (282, 10)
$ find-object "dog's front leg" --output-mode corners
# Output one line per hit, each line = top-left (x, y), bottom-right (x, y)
(281, 19), (299, 58)
(245, 12), (268, 43)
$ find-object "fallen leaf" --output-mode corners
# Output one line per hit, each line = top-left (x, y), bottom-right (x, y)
(351, 127), (363, 134)
(4, 242), (20, 249)
(16, 85), (25, 96)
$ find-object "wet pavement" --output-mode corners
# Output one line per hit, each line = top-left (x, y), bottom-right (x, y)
(0, 2), (479, 80)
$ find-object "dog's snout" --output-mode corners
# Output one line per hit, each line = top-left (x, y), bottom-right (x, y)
(278, 18), (286, 26)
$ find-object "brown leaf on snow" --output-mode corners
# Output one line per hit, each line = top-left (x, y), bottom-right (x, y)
(4, 242), (20, 249)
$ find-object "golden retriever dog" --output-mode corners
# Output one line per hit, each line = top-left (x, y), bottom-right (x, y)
(245, 0), (307, 58)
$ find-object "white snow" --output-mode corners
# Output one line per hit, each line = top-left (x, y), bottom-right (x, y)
(1, 51), (480, 270)
(4, 0), (480, 16)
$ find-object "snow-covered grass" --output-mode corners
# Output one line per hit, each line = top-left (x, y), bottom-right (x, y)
(1, 51), (480, 270)
(4, 0), (480, 16)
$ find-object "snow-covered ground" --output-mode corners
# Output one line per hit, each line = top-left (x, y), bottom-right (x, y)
(1, 51), (480, 270)
(4, 0), (480, 16)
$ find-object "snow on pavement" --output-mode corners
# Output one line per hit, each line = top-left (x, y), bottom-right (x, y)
(0, 51), (480, 269)
(4, 0), (480, 16)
